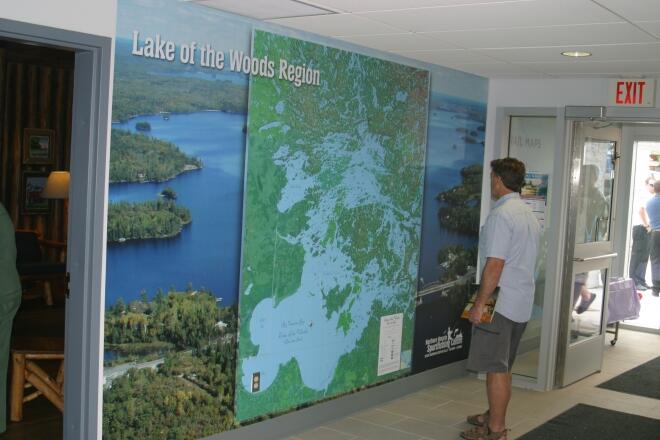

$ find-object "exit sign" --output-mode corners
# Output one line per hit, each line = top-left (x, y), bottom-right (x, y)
(609, 79), (656, 107)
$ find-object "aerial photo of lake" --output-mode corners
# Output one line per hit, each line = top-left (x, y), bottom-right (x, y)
(105, 111), (246, 308)
(418, 92), (486, 286)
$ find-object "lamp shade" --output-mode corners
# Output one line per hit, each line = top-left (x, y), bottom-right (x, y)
(41, 171), (70, 199)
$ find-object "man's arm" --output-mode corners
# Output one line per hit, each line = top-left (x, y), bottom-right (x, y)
(468, 257), (505, 324)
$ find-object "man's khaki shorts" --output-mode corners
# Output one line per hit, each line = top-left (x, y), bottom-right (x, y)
(466, 312), (527, 373)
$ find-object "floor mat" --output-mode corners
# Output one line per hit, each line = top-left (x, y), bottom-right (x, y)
(517, 404), (660, 440)
(597, 355), (660, 400)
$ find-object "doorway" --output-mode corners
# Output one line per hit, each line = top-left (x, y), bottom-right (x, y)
(555, 120), (621, 387)
(0, 38), (73, 438)
(0, 18), (112, 440)
(496, 107), (660, 393)
(623, 133), (660, 332)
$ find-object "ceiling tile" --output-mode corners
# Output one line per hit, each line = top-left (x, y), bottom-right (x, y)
(636, 21), (660, 39)
(515, 59), (660, 75)
(337, 33), (459, 51)
(592, 0), (660, 22)
(268, 13), (401, 35)
(421, 22), (653, 49)
(357, 0), (621, 32)
(442, 61), (547, 76)
(480, 43), (660, 63)
(308, 0), (533, 13)
(196, 0), (332, 20)
(394, 49), (497, 64)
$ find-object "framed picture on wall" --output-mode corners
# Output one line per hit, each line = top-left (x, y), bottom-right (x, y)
(22, 128), (55, 164)
(21, 171), (50, 214)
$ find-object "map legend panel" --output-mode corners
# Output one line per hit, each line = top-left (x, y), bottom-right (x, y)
(377, 313), (403, 376)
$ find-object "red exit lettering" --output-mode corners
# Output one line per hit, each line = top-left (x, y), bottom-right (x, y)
(615, 80), (647, 105)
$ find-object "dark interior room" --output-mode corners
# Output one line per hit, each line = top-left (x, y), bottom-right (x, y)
(1, 38), (74, 439)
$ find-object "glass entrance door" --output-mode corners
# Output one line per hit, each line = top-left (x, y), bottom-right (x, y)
(556, 120), (621, 387)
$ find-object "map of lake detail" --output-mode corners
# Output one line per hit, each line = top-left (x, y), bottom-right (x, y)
(236, 30), (430, 421)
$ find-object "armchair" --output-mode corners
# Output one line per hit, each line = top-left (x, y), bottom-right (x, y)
(14, 230), (66, 306)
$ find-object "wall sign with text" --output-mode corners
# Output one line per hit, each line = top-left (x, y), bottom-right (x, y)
(608, 78), (656, 107)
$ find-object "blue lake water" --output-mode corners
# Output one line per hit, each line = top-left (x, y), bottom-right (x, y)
(105, 111), (246, 307)
(417, 98), (485, 285)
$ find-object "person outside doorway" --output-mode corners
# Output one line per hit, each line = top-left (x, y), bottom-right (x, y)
(643, 180), (660, 296)
(631, 176), (655, 290)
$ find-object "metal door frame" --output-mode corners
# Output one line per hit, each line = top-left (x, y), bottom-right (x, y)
(493, 107), (566, 391)
(555, 115), (622, 387)
(495, 106), (660, 391)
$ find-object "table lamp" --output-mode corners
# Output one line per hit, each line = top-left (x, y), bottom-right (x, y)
(41, 171), (70, 200)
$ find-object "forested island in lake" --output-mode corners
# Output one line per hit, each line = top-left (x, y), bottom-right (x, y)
(103, 289), (238, 438)
(437, 164), (482, 235)
(135, 121), (151, 131)
(110, 129), (202, 183)
(107, 199), (191, 242)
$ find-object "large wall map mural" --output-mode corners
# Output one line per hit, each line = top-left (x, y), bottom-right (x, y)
(236, 30), (429, 420)
(102, 0), (487, 438)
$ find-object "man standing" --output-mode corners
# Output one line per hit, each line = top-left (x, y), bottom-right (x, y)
(0, 202), (21, 434)
(630, 176), (654, 290)
(643, 180), (660, 296)
(461, 158), (540, 440)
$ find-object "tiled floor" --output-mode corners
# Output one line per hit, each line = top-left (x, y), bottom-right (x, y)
(287, 329), (660, 440)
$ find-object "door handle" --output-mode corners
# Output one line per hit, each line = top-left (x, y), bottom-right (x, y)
(573, 252), (618, 262)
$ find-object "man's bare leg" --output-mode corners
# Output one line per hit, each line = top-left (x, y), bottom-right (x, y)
(486, 372), (511, 433)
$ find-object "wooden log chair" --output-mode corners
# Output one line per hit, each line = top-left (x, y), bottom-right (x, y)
(14, 229), (66, 306)
(10, 349), (64, 421)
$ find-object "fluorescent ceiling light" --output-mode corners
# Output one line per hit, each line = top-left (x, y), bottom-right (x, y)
(561, 50), (592, 58)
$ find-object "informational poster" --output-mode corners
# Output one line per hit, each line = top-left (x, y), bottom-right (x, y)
(412, 285), (472, 372)
(104, 1), (252, 438)
(413, 73), (488, 373)
(236, 30), (429, 421)
(522, 172), (549, 230)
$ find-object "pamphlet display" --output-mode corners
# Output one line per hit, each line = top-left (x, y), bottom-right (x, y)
(522, 172), (549, 230)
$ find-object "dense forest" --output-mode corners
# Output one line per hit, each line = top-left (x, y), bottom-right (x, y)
(103, 290), (238, 439)
(106, 199), (191, 242)
(110, 129), (202, 183)
(437, 164), (482, 235)
(112, 70), (248, 122)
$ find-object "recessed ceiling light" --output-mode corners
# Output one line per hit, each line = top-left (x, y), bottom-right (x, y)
(561, 51), (592, 58)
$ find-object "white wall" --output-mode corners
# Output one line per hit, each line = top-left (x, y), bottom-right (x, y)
(485, 77), (660, 160)
(0, 0), (117, 37)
